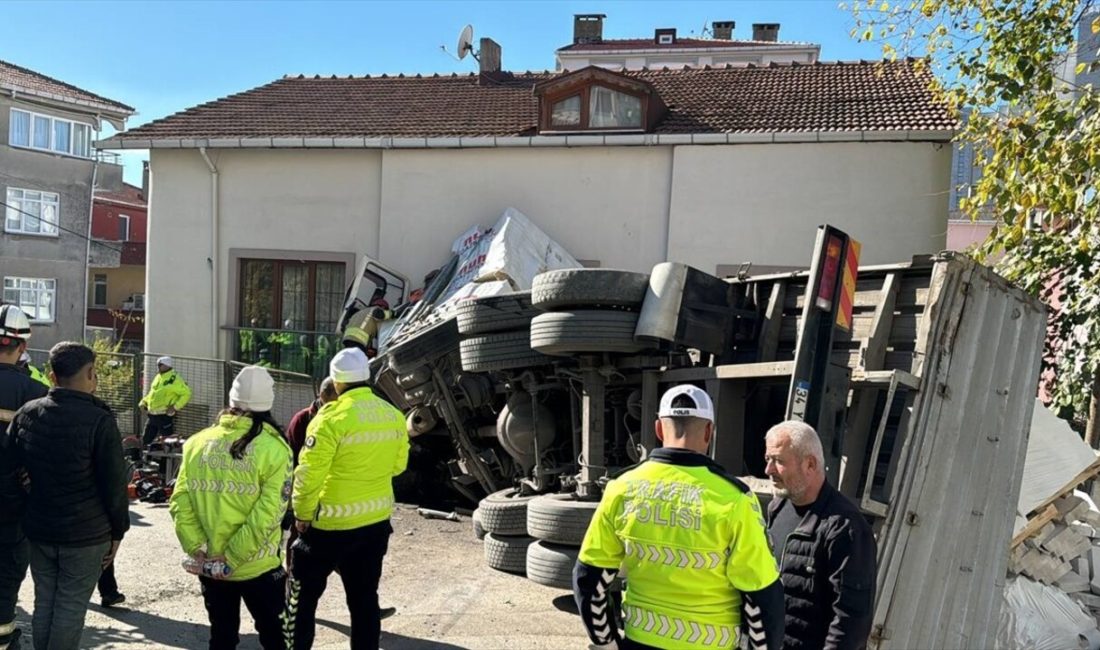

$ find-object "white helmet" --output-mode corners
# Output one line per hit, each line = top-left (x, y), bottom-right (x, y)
(0, 305), (31, 343)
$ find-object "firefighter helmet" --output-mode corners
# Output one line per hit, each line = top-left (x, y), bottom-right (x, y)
(0, 305), (31, 345)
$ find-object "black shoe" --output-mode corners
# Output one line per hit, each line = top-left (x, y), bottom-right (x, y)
(3, 628), (22, 650)
(101, 593), (126, 608)
(380, 606), (396, 620)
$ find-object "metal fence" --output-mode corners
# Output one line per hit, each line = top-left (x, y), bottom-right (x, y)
(27, 349), (318, 440)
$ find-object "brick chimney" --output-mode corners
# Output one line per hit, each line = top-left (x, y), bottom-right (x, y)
(752, 23), (780, 42)
(573, 14), (605, 44)
(479, 38), (501, 76)
(712, 21), (735, 40)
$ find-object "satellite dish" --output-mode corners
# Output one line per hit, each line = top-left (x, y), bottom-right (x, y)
(457, 24), (475, 60)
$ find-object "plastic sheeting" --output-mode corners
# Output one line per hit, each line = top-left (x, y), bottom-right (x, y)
(996, 577), (1099, 650)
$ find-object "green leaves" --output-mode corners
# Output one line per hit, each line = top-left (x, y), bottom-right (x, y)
(847, 0), (1100, 424)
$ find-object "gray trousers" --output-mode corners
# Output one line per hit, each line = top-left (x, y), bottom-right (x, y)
(29, 541), (110, 650)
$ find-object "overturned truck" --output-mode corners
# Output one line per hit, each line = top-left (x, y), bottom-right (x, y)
(346, 221), (1046, 649)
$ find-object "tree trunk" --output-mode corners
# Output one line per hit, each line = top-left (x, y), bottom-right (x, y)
(1086, 372), (1100, 449)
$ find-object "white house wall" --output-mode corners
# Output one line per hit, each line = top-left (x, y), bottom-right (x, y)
(377, 147), (674, 280)
(667, 142), (950, 273)
(145, 141), (950, 357)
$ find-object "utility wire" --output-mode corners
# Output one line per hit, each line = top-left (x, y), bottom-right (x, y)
(0, 200), (123, 253)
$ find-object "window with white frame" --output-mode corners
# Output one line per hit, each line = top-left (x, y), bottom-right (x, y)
(2, 278), (55, 323)
(8, 109), (92, 157)
(93, 274), (107, 307)
(117, 214), (130, 241)
(5, 188), (60, 236)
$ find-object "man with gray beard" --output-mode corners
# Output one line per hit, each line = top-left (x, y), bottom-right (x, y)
(764, 421), (876, 650)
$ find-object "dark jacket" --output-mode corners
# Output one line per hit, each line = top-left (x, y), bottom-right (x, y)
(6, 388), (130, 546)
(285, 400), (320, 465)
(766, 480), (876, 650)
(0, 363), (49, 532)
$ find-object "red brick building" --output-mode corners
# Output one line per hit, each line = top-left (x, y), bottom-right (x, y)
(87, 173), (147, 347)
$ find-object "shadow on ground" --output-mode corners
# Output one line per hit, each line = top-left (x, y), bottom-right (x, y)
(81, 605), (207, 648)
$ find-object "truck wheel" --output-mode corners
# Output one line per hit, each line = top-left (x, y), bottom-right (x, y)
(526, 541), (578, 590)
(402, 381), (435, 406)
(532, 269), (649, 311)
(472, 508), (486, 540)
(460, 331), (552, 373)
(484, 533), (533, 575)
(478, 487), (535, 536)
(530, 310), (647, 356)
(526, 494), (599, 546)
(388, 318), (460, 374)
(456, 292), (539, 336)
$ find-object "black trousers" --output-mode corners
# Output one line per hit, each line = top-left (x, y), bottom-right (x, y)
(97, 563), (119, 598)
(288, 520), (392, 650)
(0, 526), (28, 645)
(199, 567), (286, 650)
(143, 414), (175, 446)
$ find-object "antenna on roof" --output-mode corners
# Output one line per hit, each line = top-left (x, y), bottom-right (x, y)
(441, 24), (479, 63)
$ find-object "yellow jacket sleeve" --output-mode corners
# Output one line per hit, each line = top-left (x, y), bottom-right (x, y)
(292, 415), (336, 523)
(168, 439), (206, 555)
(224, 440), (292, 569)
(726, 493), (780, 592)
(578, 480), (626, 569)
(172, 375), (192, 410)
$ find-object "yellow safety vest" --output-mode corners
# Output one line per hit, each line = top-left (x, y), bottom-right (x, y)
(140, 369), (192, 415)
(169, 415), (293, 581)
(292, 386), (409, 531)
(579, 452), (779, 649)
(28, 365), (50, 388)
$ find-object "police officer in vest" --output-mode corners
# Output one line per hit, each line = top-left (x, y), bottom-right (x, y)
(288, 347), (409, 649)
(574, 385), (785, 650)
(0, 306), (46, 650)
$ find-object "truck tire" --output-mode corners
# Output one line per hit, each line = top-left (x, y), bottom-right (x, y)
(530, 310), (647, 356)
(472, 508), (486, 540)
(532, 269), (649, 311)
(526, 494), (599, 546)
(526, 541), (579, 590)
(388, 317), (460, 374)
(456, 292), (539, 336)
(478, 487), (535, 536)
(460, 331), (552, 373)
(402, 381), (435, 406)
(484, 533), (533, 575)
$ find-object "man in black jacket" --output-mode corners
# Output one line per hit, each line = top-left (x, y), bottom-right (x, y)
(5, 342), (130, 650)
(0, 305), (47, 650)
(764, 421), (876, 650)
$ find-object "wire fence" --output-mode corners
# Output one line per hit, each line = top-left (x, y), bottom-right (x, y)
(26, 349), (318, 440)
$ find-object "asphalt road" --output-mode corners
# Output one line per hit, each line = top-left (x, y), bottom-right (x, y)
(13, 503), (591, 649)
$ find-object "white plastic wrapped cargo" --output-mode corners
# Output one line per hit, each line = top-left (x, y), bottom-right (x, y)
(474, 208), (580, 290)
(995, 577), (1099, 650)
(871, 256), (1047, 649)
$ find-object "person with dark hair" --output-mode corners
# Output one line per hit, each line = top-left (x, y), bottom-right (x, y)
(0, 305), (46, 650)
(169, 366), (292, 649)
(285, 377), (338, 465)
(5, 341), (130, 650)
(574, 385), (785, 650)
(288, 347), (408, 649)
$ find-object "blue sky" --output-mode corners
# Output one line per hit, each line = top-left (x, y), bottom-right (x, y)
(2, 1), (881, 185)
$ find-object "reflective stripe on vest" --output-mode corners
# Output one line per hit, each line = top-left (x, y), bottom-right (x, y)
(318, 496), (394, 520)
(623, 539), (724, 570)
(623, 603), (737, 648)
(186, 479), (260, 497)
(343, 430), (404, 445)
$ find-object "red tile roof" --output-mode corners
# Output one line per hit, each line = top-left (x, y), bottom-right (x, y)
(557, 38), (810, 52)
(0, 59), (133, 113)
(94, 183), (147, 208)
(111, 60), (954, 141)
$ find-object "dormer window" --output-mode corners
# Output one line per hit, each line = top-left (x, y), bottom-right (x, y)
(535, 66), (666, 134)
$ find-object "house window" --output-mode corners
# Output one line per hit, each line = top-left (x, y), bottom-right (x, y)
(2, 277), (55, 323)
(93, 274), (108, 307)
(658, 34), (674, 44)
(8, 108), (93, 158)
(117, 214), (130, 241)
(5, 188), (60, 236)
(551, 95), (582, 127)
(589, 86), (642, 128)
(238, 259), (346, 332)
